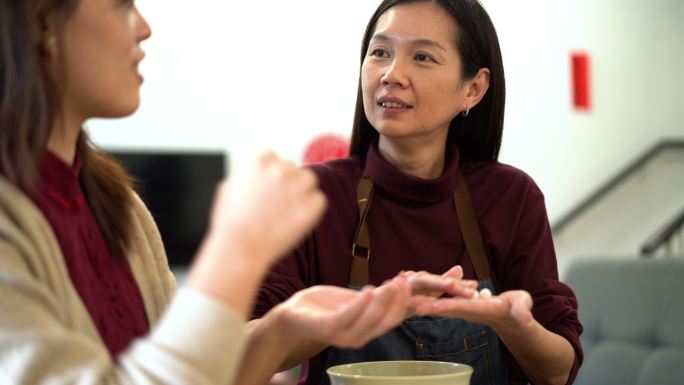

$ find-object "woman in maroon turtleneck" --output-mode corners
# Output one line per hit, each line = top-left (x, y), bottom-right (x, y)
(252, 1), (583, 385)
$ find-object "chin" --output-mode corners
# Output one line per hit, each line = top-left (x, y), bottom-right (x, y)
(372, 123), (414, 138)
(108, 97), (142, 118)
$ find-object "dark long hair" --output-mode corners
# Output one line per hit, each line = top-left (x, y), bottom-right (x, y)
(350, 0), (506, 162)
(0, 0), (135, 256)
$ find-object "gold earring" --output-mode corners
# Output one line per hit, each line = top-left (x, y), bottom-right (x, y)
(44, 35), (57, 48)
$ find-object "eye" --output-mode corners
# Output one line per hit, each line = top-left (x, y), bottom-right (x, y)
(369, 48), (390, 58)
(414, 53), (436, 63)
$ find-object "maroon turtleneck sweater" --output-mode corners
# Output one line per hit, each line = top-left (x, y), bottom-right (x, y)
(27, 151), (149, 358)
(254, 143), (583, 385)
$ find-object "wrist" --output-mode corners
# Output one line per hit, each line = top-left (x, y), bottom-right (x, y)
(261, 305), (302, 345)
(493, 317), (541, 346)
(204, 230), (271, 274)
(186, 232), (270, 316)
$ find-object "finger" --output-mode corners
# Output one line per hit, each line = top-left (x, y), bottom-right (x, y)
(372, 278), (411, 334)
(282, 159), (297, 170)
(257, 150), (279, 167)
(292, 167), (319, 193)
(441, 265), (464, 280)
(408, 274), (454, 293)
(310, 287), (373, 340)
(427, 296), (505, 321)
(336, 279), (402, 347)
(263, 157), (288, 184)
(365, 279), (410, 339)
(441, 279), (478, 298)
(411, 295), (439, 316)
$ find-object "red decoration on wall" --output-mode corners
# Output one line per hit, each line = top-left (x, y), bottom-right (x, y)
(302, 134), (350, 165)
(571, 52), (591, 111)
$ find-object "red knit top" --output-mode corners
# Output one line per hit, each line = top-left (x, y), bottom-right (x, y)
(28, 151), (149, 359)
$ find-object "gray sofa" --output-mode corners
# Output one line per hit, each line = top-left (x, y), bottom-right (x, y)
(564, 258), (684, 385)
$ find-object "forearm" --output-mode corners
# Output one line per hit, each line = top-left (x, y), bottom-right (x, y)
(496, 320), (574, 385)
(277, 338), (326, 372)
(186, 232), (269, 318)
(234, 315), (327, 385)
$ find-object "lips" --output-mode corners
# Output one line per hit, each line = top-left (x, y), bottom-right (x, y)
(377, 95), (412, 109)
(133, 51), (145, 82)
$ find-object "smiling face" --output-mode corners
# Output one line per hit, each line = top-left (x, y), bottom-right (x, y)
(361, 1), (467, 143)
(49, 0), (151, 121)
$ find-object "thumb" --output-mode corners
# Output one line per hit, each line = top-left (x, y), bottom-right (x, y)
(510, 291), (533, 326)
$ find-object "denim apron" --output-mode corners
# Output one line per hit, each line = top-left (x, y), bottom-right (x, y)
(320, 171), (509, 385)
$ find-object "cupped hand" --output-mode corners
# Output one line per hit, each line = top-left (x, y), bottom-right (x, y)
(412, 289), (534, 332)
(272, 277), (411, 349)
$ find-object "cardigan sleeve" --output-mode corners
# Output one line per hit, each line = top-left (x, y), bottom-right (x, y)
(0, 177), (250, 385)
(0, 237), (248, 385)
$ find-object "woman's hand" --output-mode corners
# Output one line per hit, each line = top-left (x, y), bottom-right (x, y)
(188, 151), (326, 316)
(399, 266), (478, 316)
(414, 290), (575, 385)
(206, 151), (327, 267)
(270, 277), (411, 349)
(236, 278), (411, 385)
(413, 289), (534, 332)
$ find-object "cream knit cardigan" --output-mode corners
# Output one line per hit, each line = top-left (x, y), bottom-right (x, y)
(0, 176), (247, 385)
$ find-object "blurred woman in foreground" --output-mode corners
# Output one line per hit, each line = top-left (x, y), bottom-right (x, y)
(0, 0), (412, 384)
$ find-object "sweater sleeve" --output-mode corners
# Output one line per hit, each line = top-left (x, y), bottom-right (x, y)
(0, 236), (248, 385)
(495, 180), (584, 385)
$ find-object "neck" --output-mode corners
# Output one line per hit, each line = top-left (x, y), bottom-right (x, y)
(47, 113), (83, 166)
(377, 132), (448, 179)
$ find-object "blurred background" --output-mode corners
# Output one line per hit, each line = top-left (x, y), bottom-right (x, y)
(87, 1), (683, 383)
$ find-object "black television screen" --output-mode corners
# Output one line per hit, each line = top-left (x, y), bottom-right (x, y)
(108, 150), (227, 267)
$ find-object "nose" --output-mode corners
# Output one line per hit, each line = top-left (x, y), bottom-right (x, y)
(381, 57), (408, 88)
(134, 6), (152, 42)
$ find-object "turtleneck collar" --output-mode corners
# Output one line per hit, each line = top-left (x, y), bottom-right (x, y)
(365, 140), (461, 202)
(38, 150), (85, 210)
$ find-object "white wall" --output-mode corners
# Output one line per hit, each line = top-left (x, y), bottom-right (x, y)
(488, 0), (684, 224)
(88, 0), (684, 226)
(554, 148), (684, 276)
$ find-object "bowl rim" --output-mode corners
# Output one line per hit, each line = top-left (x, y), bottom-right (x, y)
(326, 360), (474, 380)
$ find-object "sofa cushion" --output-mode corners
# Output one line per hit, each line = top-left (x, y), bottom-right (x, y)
(564, 258), (684, 385)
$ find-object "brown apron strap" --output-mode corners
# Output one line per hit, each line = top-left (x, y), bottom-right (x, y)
(349, 171), (374, 286)
(349, 167), (490, 286)
(454, 173), (490, 280)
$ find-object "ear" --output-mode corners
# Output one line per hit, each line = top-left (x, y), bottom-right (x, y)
(34, 6), (60, 58)
(462, 68), (490, 113)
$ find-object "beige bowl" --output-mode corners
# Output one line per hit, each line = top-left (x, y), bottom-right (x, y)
(327, 360), (473, 385)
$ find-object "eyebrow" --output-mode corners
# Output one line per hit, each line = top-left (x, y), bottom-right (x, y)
(370, 34), (448, 53)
